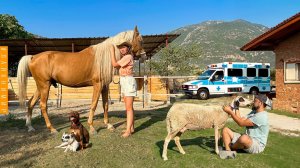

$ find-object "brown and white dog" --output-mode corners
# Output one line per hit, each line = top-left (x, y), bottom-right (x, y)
(69, 112), (89, 150)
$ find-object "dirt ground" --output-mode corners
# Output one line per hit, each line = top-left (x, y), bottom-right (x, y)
(4, 99), (300, 135)
(6, 100), (169, 120)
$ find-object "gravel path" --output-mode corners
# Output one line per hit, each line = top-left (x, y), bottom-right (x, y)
(4, 100), (300, 136)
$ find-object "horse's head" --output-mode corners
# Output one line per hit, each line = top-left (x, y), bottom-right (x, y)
(131, 26), (147, 62)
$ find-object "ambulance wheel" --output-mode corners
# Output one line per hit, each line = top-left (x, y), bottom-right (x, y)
(197, 89), (209, 100)
(249, 87), (259, 95)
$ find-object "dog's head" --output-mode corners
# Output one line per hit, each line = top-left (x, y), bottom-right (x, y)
(69, 111), (80, 124)
(61, 132), (76, 142)
(231, 96), (252, 110)
(61, 132), (71, 142)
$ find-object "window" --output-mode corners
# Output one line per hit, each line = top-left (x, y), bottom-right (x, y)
(285, 62), (300, 83)
(258, 69), (268, 77)
(247, 68), (256, 77)
(213, 71), (224, 81)
(228, 68), (243, 77)
(198, 70), (215, 80)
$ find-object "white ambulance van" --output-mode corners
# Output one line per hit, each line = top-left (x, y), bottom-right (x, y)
(182, 62), (271, 99)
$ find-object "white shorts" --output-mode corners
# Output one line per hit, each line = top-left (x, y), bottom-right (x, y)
(231, 132), (265, 154)
(120, 76), (137, 97)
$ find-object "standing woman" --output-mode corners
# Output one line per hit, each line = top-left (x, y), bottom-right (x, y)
(111, 41), (137, 138)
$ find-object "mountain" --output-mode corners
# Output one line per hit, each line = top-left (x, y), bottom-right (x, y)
(168, 19), (275, 68)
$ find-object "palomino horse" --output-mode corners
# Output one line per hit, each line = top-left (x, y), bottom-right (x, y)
(17, 26), (146, 134)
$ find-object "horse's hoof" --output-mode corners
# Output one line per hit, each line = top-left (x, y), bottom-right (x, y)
(89, 129), (97, 135)
(162, 156), (168, 161)
(50, 129), (58, 134)
(89, 130), (97, 135)
(107, 124), (115, 131)
(28, 126), (36, 132)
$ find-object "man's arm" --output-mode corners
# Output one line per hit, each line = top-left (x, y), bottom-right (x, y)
(223, 105), (254, 127)
(110, 44), (120, 68)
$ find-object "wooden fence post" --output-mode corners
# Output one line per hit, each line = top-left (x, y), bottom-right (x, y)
(143, 75), (148, 108)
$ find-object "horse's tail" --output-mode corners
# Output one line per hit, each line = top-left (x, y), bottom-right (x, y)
(17, 55), (32, 107)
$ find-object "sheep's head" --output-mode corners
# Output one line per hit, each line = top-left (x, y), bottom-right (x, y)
(230, 96), (252, 110)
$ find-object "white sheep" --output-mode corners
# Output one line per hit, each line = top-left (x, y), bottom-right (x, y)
(162, 96), (251, 161)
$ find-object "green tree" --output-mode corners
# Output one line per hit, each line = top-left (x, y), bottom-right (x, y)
(270, 68), (276, 81)
(149, 44), (202, 76)
(148, 44), (202, 93)
(0, 14), (35, 39)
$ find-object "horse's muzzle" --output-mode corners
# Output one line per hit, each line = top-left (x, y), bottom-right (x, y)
(139, 52), (147, 63)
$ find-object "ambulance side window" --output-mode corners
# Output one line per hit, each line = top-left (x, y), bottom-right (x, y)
(247, 68), (256, 77)
(227, 68), (243, 77)
(213, 71), (224, 81)
(258, 69), (268, 77)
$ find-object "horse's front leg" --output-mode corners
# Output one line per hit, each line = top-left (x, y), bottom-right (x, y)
(38, 81), (57, 133)
(88, 83), (102, 135)
(102, 85), (114, 131)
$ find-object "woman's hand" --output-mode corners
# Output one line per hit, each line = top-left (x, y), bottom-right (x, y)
(222, 105), (233, 115)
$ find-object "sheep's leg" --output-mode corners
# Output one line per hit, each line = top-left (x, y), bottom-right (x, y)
(162, 132), (178, 161)
(214, 126), (219, 154)
(174, 132), (185, 155)
(162, 134), (172, 161)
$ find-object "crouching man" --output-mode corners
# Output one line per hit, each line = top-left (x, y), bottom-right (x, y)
(221, 94), (270, 158)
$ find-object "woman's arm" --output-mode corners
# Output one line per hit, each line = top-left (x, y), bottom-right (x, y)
(110, 44), (120, 68)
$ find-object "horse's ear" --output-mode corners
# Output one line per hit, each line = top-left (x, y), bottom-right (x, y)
(134, 26), (139, 36)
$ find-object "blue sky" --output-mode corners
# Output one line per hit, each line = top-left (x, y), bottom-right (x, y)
(0, 0), (299, 38)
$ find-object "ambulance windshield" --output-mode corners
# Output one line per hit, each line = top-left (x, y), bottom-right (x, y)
(198, 70), (215, 80)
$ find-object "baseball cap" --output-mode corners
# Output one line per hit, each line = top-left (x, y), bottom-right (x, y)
(255, 94), (271, 107)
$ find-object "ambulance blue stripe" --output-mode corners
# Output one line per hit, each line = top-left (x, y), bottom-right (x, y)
(255, 65), (263, 68)
(233, 64), (247, 68)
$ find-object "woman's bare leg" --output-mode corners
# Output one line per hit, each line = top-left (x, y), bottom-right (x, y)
(122, 96), (134, 137)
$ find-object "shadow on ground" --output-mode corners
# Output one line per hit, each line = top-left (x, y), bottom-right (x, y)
(156, 136), (217, 156)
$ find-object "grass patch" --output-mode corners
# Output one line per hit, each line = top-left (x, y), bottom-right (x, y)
(1, 106), (300, 168)
(267, 109), (300, 119)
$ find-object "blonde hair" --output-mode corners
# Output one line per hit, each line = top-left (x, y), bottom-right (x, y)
(92, 30), (134, 87)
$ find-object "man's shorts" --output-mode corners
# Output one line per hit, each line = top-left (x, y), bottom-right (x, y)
(231, 132), (265, 154)
(120, 76), (137, 97)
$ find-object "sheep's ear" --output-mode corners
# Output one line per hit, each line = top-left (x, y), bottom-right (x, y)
(238, 97), (245, 102)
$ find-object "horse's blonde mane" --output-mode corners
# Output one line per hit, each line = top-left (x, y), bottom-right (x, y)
(92, 30), (134, 87)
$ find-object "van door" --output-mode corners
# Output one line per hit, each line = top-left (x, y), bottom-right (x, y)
(245, 68), (257, 93)
(258, 68), (270, 92)
(209, 70), (225, 94)
(224, 68), (246, 94)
